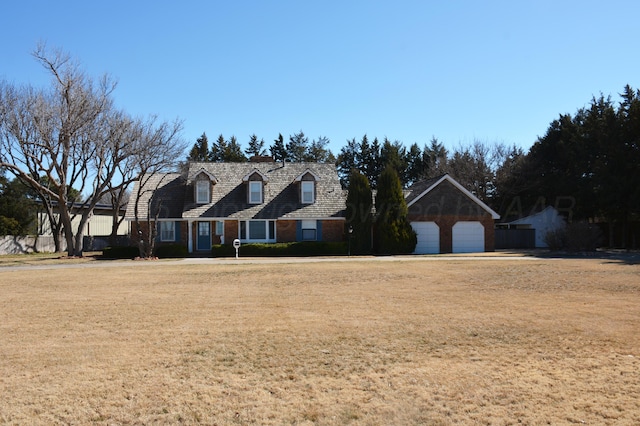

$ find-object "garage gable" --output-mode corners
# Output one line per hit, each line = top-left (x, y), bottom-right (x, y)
(406, 175), (500, 220)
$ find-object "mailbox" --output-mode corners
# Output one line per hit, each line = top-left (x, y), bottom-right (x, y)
(233, 239), (241, 258)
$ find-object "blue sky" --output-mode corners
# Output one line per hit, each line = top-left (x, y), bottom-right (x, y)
(3, 0), (640, 157)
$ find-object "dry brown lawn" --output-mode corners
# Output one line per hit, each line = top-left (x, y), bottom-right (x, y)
(0, 256), (639, 425)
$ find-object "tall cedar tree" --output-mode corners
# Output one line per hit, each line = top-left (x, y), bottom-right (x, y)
(245, 134), (266, 157)
(345, 169), (373, 254)
(374, 167), (417, 254)
(187, 133), (210, 161)
(287, 131), (309, 162)
(270, 133), (287, 162)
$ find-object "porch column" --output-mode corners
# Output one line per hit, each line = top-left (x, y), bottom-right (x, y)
(187, 219), (193, 253)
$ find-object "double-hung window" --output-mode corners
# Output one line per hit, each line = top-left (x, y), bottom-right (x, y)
(240, 220), (275, 242)
(301, 181), (315, 204)
(160, 221), (175, 241)
(249, 181), (262, 204)
(196, 180), (210, 204)
(301, 220), (317, 241)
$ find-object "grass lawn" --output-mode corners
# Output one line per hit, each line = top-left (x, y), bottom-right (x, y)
(0, 256), (639, 425)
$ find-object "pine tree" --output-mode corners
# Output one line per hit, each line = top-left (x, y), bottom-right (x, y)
(210, 134), (227, 162)
(308, 136), (332, 162)
(374, 166), (416, 254)
(336, 138), (358, 187)
(187, 132), (210, 161)
(345, 169), (373, 254)
(286, 131), (309, 162)
(223, 135), (247, 162)
(270, 133), (287, 162)
(245, 134), (266, 158)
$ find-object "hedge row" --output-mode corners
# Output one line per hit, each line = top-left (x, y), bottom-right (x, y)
(212, 241), (348, 257)
(102, 244), (188, 259)
(102, 242), (348, 259)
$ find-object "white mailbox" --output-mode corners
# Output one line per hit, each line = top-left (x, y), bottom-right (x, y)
(233, 239), (241, 258)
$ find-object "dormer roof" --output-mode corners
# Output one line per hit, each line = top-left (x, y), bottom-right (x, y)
(190, 167), (218, 184)
(293, 168), (321, 182)
(242, 168), (269, 182)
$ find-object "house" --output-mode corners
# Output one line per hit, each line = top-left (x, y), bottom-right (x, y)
(37, 202), (129, 238)
(125, 160), (347, 253)
(405, 174), (500, 254)
(496, 205), (565, 248)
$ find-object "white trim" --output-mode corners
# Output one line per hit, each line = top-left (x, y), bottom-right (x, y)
(406, 174), (500, 220)
(242, 168), (269, 182)
(293, 168), (321, 182)
(190, 168), (218, 183)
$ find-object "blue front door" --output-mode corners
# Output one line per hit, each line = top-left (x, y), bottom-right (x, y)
(197, 222), (211, 251)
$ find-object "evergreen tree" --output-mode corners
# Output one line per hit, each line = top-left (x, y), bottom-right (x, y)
(380, 138), (407, 185)
(307, 136), (332, 162)
(286, 131), (309, 162)
(270, 133), (288, 162)
(367, 137), (383, 188)
(336, 137), (358, 187)
(210, 134), (227, 162)
(245, 134), (266, 157)
(0, 175), (37, 235)
(345, 169), (373, 254)
(374, 167), (416, 254)
(405, 142), (425, 186)
(223, 135), (247, 162)
(187, 132), (210, 161)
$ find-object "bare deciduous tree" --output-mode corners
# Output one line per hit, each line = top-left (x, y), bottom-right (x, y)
(0, 44), (185, 256)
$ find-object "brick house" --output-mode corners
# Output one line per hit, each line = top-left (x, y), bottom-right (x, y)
(125, 160), (346, 254)
(405, 174), (500, 254)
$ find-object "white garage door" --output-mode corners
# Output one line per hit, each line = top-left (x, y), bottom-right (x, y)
(411, 222), (440, 254)
(452, 221), (485, 253)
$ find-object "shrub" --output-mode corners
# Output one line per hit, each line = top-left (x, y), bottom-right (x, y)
(102, 245), (139, 259)
(544, 222), (603, 252)
(211, 242), (348, 257)
(154, 244), (188, 258)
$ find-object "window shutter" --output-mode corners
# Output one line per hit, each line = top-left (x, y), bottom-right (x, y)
(175, 221), (181, 243)
(296, 220), (302, 242)
(155, 222), (161, 242)
(316, 220), (322, 241)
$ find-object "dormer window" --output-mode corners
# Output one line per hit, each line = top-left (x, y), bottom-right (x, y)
(243, 169), (268, 205)
(196, 180), (210, 204)
(294, 169), (320, 205)
(249, 181), (263, 204)
(301, 181), (314, 204)
(191, 168), (217, 205)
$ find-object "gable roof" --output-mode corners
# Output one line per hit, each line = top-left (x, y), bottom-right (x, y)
(125, 162), (346, 222)
(124, 173), (185, 220)
(406, 174), (500, 220)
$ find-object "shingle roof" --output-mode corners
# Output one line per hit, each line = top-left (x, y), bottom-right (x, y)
(125, 162), (346, 221)
(124, 173), (185, 220)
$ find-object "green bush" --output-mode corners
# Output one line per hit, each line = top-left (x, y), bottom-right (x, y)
(544, 223), (603, 252)
(155, 244), (188, 258)
(211, 242), (347, 257)
(102, 245), (139, 259)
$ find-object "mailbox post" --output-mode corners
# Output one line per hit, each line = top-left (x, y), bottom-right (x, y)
(233, 238), (241, 259)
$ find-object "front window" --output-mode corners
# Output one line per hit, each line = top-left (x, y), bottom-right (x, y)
(240, 220), (275, 242)
(196, 180), (210, 204)
(160, 221), (175, 241)
(301, 181), (315, 204)
(301, 220), (317, 241)
(249, 181), (262, 204)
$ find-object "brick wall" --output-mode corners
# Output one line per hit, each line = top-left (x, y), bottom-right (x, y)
(277, 220), (297, 242)
(321, 220), (345, 242)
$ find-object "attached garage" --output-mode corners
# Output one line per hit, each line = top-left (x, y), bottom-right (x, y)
(411, 221), (439, 254)
(452, 221), (485, 253)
